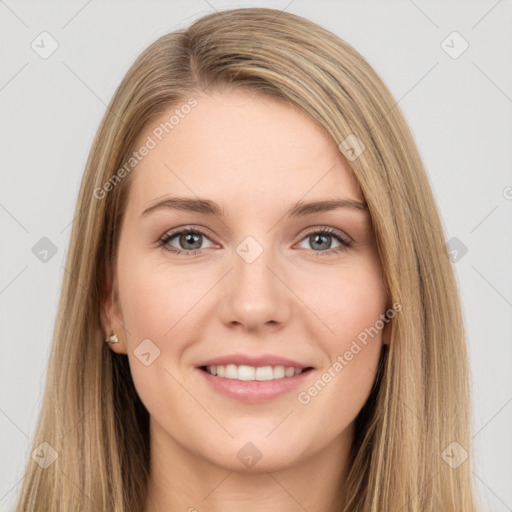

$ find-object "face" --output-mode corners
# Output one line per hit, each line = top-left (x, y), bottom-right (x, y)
(103, 88), (390, 473)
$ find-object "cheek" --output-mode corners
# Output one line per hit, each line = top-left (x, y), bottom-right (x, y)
(117, 247), (205, 339)
(115, 245), (212, 400)
(294, 259), (386, 416)
(116, 256), (198, 421)
(303, 257), (387, 344)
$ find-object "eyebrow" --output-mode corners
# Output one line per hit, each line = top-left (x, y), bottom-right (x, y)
(141, 196), (369, 219)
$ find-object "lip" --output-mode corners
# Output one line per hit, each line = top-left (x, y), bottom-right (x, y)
(196, 353), (313, 369)
(197, 366), (314, 403)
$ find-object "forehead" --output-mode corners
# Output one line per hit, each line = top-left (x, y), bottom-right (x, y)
(126, 89), (364, 216)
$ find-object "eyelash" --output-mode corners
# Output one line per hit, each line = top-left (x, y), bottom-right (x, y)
(158, 226), (353, 257)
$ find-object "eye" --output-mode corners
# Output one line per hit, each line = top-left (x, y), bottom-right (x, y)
(158, 226), (352, 257)
(158, 227), (216, 256)
(295, 227), (352, 256)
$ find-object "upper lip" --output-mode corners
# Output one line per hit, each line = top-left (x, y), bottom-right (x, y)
(196, 354), (314, 369)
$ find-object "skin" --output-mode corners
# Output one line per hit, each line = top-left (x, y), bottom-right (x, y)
(101, 88), (390, 512)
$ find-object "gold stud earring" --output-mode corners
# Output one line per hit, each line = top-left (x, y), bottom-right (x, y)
(105, 330), (119, 344)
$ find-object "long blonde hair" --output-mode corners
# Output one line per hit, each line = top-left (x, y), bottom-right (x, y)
(15, 7), (479, 511)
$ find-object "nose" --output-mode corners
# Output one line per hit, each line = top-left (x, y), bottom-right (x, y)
(217, 240), (292, 333)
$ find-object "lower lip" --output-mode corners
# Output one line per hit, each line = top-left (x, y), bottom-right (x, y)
(197, 368), (314, 403)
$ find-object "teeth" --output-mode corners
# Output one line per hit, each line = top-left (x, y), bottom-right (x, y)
(225, 364), (238, 379)
(204, 364), (306, 381)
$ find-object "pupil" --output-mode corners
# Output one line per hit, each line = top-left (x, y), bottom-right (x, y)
(181, 232), (201, 250)
(311, 234), (331, 250)
(177, 233), (333, 251)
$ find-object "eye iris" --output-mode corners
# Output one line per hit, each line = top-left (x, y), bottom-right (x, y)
(180, 232), (202, 250)
(167, 230), (343, 253)
(310, 233), (332, 250)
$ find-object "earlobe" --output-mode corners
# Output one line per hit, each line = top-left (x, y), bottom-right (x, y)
(100, 262), (127, 354)
(105, 330), (119, 345)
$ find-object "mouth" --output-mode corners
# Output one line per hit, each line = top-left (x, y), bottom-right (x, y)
(195, 354), (316, 402)
(199, 364), (314, 381)
(197, 364), (315, 403)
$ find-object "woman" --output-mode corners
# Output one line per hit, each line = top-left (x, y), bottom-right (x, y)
(16, 7), (479, 511)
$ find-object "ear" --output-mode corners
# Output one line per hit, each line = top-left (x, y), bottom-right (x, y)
(100, 260), (127, 354)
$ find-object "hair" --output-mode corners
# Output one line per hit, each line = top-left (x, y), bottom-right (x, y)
(15, 7), (479, 511)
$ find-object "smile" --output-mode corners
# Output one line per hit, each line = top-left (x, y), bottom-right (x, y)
(202, 364), (311, 381)
(198, 365), (314, 403)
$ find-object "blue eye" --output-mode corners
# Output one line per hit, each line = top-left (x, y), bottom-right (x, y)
(296, 227), (352, 255)
(159, 228), (215, 256)
(158, 226), (352, 257)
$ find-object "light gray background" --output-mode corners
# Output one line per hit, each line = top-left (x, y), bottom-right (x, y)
(1, 1), (511, 510)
